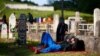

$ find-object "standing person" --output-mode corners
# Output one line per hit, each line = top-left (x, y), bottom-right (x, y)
(2, 14), (8, 25)
(28, 13), (34, 24)
(56, 22), (68, 42)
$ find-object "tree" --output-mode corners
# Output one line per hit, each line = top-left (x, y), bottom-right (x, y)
(52, 1), (74, 10)
(73, 0), (100, 13)
(14, 0), (21, 2)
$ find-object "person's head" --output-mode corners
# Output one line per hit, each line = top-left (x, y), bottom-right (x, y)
(71, 37), (75, 44)
(70, 36), (78, 44)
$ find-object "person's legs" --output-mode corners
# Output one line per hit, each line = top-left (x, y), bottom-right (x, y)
(40, 44), (61, 53)
(37, 32), (61, 53)
(41, 32), (55, 47)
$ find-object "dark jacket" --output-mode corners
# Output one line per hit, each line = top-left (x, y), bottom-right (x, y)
(56, 22), (68, 42)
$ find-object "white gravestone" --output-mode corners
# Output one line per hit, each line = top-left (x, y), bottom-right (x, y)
(75, 11), (81, 35)
(70, 20), (76, 34)
(68, 11), (82, 35)
(94, 8), (100, 37)
(9, 13), (16, 38)
(1, 23), (7, 38)
(39, 17), (42, 23)
(53, 14), (59, 33)
(75, 11), (81, 22)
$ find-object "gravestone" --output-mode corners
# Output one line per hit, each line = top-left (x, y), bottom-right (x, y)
(17, 14), (27, 45)
(75, 11), (81, 22)
(70, 20), (76, 35)
(1, 23), (7, 38)
(75, 11), (81, 35)
(53, 14), (59, 33)
(52, 14), (59, 41)
(75, 11), (80, 17)
(9, 13), (16, 38)
(93, 8), (100, 52)
(68, 17), (77, 36)
(94, 8), (100, 37)
(68, 11), (82, 36)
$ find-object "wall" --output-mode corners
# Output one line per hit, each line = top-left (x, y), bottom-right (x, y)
(5, 4), (54, 11)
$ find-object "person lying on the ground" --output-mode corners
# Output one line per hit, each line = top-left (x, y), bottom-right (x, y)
(29, 32), (80, 54)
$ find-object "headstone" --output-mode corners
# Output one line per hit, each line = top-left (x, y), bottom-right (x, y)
(53, 14), (59, 33)
(68, 11), (82, 35)
(94, 8), (100, 37)
(75, 11), (81, 22)
(1, 23), (7, 38)
(75, 11), (81, 35)
(18, 14), (27, 45)
(93, 8), (100, 53)
(70, 20), (76, 35)
(75, 11), (80, 17)
(68, 17), (77, 36)
(52, 14), (59, 41)
(9, 13), (16, 38)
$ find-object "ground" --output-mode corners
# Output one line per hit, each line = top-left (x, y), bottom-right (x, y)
(0, 42), (99, 56)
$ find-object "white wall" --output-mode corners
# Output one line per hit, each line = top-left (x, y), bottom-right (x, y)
(5, 4), (54, 11)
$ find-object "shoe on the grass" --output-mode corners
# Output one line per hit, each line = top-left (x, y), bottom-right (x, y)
(34, 48), (40, 54)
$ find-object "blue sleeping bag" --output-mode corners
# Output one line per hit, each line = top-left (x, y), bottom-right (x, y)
(40, 32), (61, 53)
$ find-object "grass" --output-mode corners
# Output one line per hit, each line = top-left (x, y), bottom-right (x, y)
(0, 42), (99, 56)
(0, 0), (93, 22)
(0, 38), (99, 56)
(0, 8), (93, 22)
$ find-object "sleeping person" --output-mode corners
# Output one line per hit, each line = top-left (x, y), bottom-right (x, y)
(30, 32), (80, 54)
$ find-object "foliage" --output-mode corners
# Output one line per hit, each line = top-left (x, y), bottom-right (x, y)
(52, 0), (100, 13)
(0, 0), (93, 23)
(72, 0), (100, 13)
(52, 1), (75, 10)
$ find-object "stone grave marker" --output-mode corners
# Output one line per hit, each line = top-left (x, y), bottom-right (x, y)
(52, 14), (59, 41)
(94, 8), (100, 37)
(53, 14), (59, 33)
(17, 14), (27, 45)
(1, 23), (7, 38)
(9, 13), (16, 38)
(93, 8), (100, 52)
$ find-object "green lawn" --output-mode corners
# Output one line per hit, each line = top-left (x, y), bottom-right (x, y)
(0, 42), (99, 56)
(0, 0), (93, 23)
(0, 8), (93, 22)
